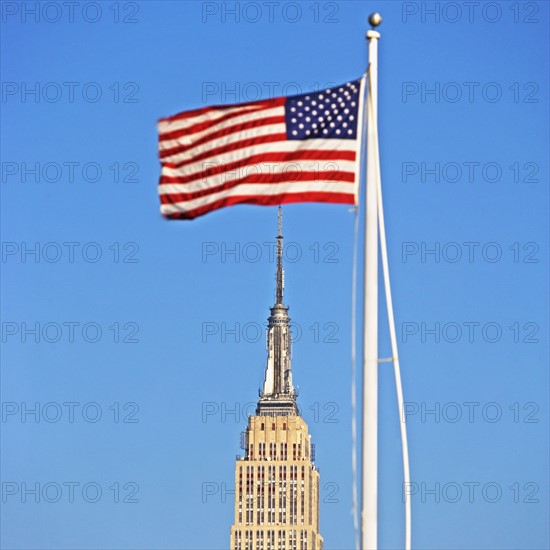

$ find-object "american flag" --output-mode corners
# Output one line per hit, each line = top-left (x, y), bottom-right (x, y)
(158, 77), (365, 220)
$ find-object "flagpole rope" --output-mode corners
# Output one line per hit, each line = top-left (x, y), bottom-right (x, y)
(368, 73), (412, 550)
(351, 203), (360, 550)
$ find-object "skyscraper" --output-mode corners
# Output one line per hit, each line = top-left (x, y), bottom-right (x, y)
(230, 208), (324, 550)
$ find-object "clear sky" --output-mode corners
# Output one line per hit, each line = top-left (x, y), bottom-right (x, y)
(1, 1), (548, 549)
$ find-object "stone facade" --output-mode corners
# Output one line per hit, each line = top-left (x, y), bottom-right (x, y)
(230, 415), (323, 550)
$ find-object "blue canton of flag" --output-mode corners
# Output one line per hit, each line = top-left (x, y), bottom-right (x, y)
(285, 79), (361, 141)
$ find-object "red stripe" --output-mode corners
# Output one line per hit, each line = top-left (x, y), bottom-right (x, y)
(163, 192), (355, 220)
(162, 133), (288, 168)
(159, 99), (285, 140)
(160, 171), (355, 204)
(158, 96), (285, 124)
(160, 150), (357, 186)
(159, 115), (285, 159)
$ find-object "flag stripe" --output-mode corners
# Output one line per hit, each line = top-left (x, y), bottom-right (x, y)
(159, 105), (285, 145)
(163, 192), (354, 220)
(158, 98), (284, 134)
(161, 183), (355, 218)
(161, 157), (356, 189)
(164, 132), (288, 168)
(158, 97), (282, 128)
(161, 140), (357, 178)
(159, 115), (285, 159)
(160, 164), (356, 198)
(159, 169), (355, 204)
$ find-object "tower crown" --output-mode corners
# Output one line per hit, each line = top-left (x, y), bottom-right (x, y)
(257, 207), (299, 416)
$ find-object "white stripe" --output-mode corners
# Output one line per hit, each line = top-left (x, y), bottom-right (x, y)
(161, 123), (287, 164)
(159, 161), (357, 194)
(161, 139), (357, 176)
(159, 106), (285, 151)
(158, 103), (265, 134)
(160, 181), (355, 215)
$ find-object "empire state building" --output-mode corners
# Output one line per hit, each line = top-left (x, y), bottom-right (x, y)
(230, 208), (324, 550)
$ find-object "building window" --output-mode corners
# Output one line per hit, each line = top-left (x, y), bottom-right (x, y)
(270, 442), (277, 460)
(316, 481), (320, 531)
(289, 529), (297, 550)
(257, 465), (265, 524)
(246, 466), (253, 494)
(281, 442), (288, 461)
(300, 475), (305, 525)
(283, 422), (287, 430)
(246, 466), (254, 524)
(235, 530), (242, 550)
(308, 471), (313, 525)
(272, 422), (276, 430)
(290, 465), (298, 525)
(268, 465), (276, 524)
(279, 465), (287, 524)
(238, 466), (243, 524)
(258, 466), (265, 520)
(261, 423), (265, 430)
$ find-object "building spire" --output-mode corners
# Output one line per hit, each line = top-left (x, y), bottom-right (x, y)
(276, 205), (284, 304)
(257, 207), (299, 416)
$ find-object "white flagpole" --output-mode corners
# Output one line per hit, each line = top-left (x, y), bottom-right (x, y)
(362, 13), (382, 550)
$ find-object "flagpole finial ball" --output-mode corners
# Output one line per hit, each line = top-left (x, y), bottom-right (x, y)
(369, 13), (382, 27)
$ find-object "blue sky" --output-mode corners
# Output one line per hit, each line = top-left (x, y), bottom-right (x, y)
(1, 1), (548, 549)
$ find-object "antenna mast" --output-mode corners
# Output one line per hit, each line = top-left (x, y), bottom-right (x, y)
(276, 206), (284, 304)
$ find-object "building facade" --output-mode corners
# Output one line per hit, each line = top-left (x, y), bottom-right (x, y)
(230, 208), (323, 550)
